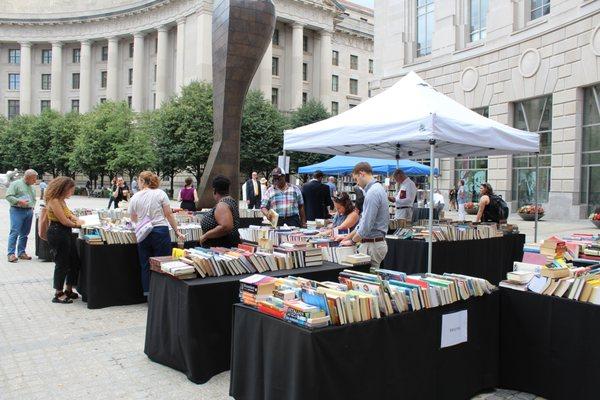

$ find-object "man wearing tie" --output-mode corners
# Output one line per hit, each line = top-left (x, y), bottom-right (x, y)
(245, 171), (262, 209)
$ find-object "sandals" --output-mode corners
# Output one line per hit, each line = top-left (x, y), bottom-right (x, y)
(64, 289), (79, 300)
(52, 292), (73, 304)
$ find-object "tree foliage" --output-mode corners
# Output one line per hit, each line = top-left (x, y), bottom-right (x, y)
(288, 99), (331, 174)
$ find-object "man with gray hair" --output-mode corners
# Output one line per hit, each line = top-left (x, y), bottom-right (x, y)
(5, 169), (37, 262)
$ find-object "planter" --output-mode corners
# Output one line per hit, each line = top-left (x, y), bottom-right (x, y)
(592, 220), (600, 229)
(519, 212), (544, 221)
(465, 208), (478, 215)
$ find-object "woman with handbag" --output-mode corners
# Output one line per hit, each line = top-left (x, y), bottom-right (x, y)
(129, 171), (185, 296)
(44, 177), (85, 304)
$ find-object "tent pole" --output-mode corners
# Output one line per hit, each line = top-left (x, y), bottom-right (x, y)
(534, 152), (539, 243)
(428, 140), (435, 274)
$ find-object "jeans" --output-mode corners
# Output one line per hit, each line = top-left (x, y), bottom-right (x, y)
(47, 222), (79, 290)
(137, 226), (172, 294)
(8, 207), (33, 256)
(107, 196), (115, 209)
(458, 203), (466, 220)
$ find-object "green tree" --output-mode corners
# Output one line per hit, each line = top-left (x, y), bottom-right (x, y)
(24, 110), (61, 176)
(288, 99), (331, 174)
(109, 121), (157, 182)
(240, 90), (287, 177)
(0, 115), (35, 172)
(49, 111), (80, 177)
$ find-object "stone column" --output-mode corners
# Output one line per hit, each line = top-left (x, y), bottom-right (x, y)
(50, 42), (63, 112)
(19, 42), (32, 115)
(132, 32), (146, 112)
(156, 26), (169, 107)
(319, 30), (332, 111)
(197, 11), (212, 81)
(291, 23), (304, 110)
(256, 41), (273, 99)
(106, 37), (120, 101)
(79, 40), (92, 113)
(175, 18), (186, 93)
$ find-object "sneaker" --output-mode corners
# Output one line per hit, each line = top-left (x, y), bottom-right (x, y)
(7, 254), (18, 263)
(18, 253), (32, 260)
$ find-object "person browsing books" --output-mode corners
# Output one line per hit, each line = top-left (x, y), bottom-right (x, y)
(340, 162), (389, 267)
(129, 171), (185, 296)
(177, 177), (199, 211)
(5, 169), (37, 263)
(301, 170), (334, 221)
(261, 167), (306, 227)
(199, 175), (241, 248)
(330, 193), (359, 231)
(45, 177), (85, 304)
(112, 177), (130, 209)
(388, 168), (416, 221)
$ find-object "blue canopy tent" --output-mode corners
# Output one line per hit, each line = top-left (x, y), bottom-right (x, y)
(298, 155), (438, 176)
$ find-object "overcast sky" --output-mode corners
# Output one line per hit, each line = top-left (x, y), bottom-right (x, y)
(349, 0), (374, 8)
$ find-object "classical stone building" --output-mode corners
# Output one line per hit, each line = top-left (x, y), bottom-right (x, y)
(373, 0), (600, 219)
(0, 0), (373, 118)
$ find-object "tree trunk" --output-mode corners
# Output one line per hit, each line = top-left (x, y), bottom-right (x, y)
(170, 172), (175, 196)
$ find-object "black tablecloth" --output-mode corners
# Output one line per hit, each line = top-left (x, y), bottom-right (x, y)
(230, 291), (499, 400)
(412, 206), (439, 222)
(383, 234), (525, 285)
(499, 288), (600, 400)
(144, 261), (370, 384)
(239, 217), (265, 228)
(76, 240), (199, 309)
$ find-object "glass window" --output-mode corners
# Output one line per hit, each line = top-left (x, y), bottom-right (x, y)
(8, 100), (20, 119)
(101, 46), (108, 61)
(8, 49), (20, 64)
(303, 36), (308, 52)
(302, 92), (308, 105)
(272, 29), (280, 46)
(531, 0), (550, 21)
(8, 73), (20, 90)
(41, 74), (51, 90)
(72, 48), (81, 63)
(369, 59), (374, 74)
(100, 98), (107, 103)
(302, 63), (308, 81)
(129, 43), (134, 58)
(154, 65), (157, 82)
(40, 100), (51, 112)
(350, 55), (358, 70)
(272, 57), (279, 76)
(331, 101), (339, 115)
(271, 88), (278, 107)
(332, 75), (339, 92)
(470, 0), (488, 42)
(72, 73), (80, 90)
(416, 0), (435, 57)
(128, 68), (133, 85)
(349, 104), (356, 109)
(41, 49), (52, 64)
(127, 96), (132, 108)
(101, 71), (107, 88)
(153, 93), (156, 109)
(154, 38), (158, 54)
(512, 96), (552, 207)
(349, 78), (358, 95)
(581, 85), (600, 213)
(71, 99), (79, 113)
(332, 50), (339, 66)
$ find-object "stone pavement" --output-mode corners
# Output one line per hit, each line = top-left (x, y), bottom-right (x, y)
(1, 196), (582, 399)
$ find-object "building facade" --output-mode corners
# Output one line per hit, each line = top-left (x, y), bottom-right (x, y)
(0, 0), (373, 118)
(373, 0), (600, 219)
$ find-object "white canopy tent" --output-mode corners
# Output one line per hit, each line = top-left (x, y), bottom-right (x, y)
(284, 71), (541, 272)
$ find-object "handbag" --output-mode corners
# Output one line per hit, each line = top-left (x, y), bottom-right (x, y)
(135, 214), (154, 243)
(38, 206), (49, 241)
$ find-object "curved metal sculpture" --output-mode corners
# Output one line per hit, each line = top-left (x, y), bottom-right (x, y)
(198, 0), (276, 207)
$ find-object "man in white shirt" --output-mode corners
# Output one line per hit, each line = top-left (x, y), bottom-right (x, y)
(457, 179), (467, 220)
(388, 169), (417, 221)
(433, 190), (445, 213)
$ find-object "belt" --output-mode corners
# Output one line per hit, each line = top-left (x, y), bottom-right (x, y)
(11, 206), (32, 210)
(396, 206), (411, 209)
(361, 237), (385, 243)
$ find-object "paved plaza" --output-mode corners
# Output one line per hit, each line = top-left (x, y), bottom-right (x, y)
(1, 195), (592, 399)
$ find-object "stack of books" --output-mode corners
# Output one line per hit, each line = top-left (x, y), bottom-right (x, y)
(173, 212), (203, 224)
(239, 209), (264, 218)
(169, 223), (203, 242)
(149, 256), (196, 280)
(239, 274), (277, 307)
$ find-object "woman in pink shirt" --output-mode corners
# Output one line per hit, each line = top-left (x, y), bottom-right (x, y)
(177, 177), (199, 211)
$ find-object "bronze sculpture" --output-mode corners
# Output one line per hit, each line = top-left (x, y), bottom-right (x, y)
(197, 0), (276, 207)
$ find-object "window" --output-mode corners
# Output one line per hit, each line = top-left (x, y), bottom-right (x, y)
(128, 68), (133, 86)
(40, 100), (51, 112)
(100, 98), (107, 103)
(369, 59), (374, 74)
(454, 107), (489, 203)
(153, 93), (157, 109)
(272, 29), (280, 46)
(530, 0), (550, 21)
(129, 43), (134, 58)
(155, 38), (158, 54)
(127, 96), (132, 108)
(41, 49), (52, 64)
(302, 92), (308, 105)
(470, 0), (488, 42)
(72, 73), (80, 90)
(368, 89), (372, 98)
(271, 88), (278, 107)
(7, 100), (19, 119)
(350, 55), (358, 70)
(360, 17), (368, 22)
(581, 85), (600, 213)
(303, 35), (308, 52)
(331, 101), (339, 116)
(8, 49), (20, 64)
(349, 104), (357, 109)
(71, 99), (79, 113)
(272, 57), (279, 76)
(154, 64), (157, 82)
(332, 50), (339, 66)
(101, 46), (108, 61)
(349, 78), (358, 95)
(8, 73), (20, 90)
(41, 74), (51, 91)
(101, 71), (107, 89)
(302, 63), (308, 81)
(417, 0), (435, 57)
(72, 48), (81, 63)
(512, 96), (552, 207)
(332, 75), (339, 92)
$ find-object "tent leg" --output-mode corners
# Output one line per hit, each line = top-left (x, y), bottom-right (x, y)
(534, 153), (539, 243)
(428, 140), (435, 274)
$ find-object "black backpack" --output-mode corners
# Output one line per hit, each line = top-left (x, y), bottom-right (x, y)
(485, 194), (509, 222)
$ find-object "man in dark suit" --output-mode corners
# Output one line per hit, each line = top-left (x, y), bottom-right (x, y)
(301, 170), (334, 221)
(245, 171), (262, 209)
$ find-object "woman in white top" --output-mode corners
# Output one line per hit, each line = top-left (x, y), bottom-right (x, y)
(129, 171), (185, 295)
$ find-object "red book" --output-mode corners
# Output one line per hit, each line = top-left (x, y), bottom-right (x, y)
(405, 277), (430, 289)
(258, 303), (285, 319)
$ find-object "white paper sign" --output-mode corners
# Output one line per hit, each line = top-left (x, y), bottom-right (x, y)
(440, 310), (468, 348)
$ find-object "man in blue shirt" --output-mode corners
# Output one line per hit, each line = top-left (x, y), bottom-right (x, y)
(5, 169), (37, 263)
